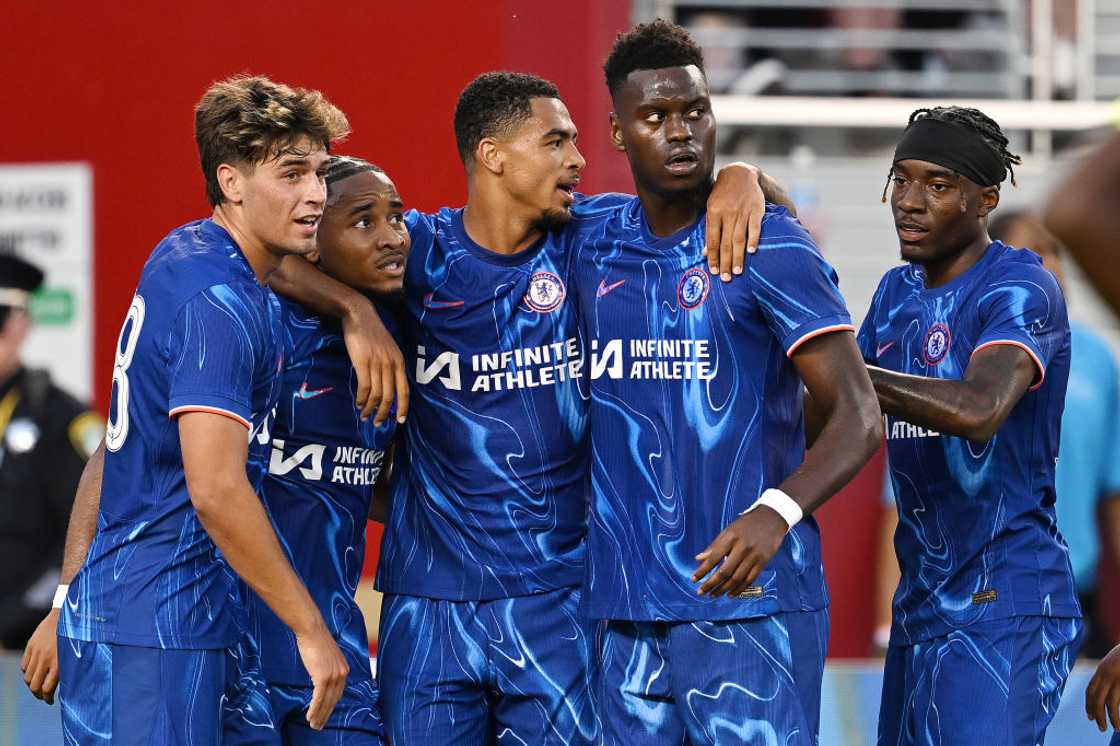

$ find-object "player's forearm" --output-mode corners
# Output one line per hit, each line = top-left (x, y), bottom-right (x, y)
(193, 482), (325, 637)
(781, 387), (882, 514)
(868, 366), (1004, 441)
(272, 255), (378, 326)
(1045, 133), (1120, 310)
(59, 442), (105, 583)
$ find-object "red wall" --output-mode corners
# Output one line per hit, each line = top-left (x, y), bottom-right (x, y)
(1, 1), (883, 657)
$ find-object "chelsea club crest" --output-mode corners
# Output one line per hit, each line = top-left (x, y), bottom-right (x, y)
(677, 267), (710, 311)
(923, 323), (951, 365)
(523, 271), (565, 313)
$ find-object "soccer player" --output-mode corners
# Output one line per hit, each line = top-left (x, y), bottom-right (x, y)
(30, 76), (352, 744)
(274, 72), (780, 745)
(223, 155), (408, 745)
(859, 106), (1081, 745)
(568, 21), (882, 745)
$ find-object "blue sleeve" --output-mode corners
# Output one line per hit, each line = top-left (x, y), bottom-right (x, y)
(973, 258), (1067, 391)
(857, 275), (890, 365)
(571, 192), (633, 218)
(166, 285), (266, 428)
(747, 208), (854, 356)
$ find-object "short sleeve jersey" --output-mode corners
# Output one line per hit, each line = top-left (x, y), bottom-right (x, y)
(60, 219), (284, 650)
(375, 208), (591, 600)
(857, 240), (1080, 645)
(243, 299), (398, 685)
(570, 199), (853, 622)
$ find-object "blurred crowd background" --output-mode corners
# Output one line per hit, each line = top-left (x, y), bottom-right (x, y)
(1, 1), (1118, 743)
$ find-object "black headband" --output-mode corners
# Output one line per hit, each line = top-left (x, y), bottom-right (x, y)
(892, 117), (1006, 187)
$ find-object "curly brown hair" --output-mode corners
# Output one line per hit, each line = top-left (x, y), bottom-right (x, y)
(194, 75), (350, 207)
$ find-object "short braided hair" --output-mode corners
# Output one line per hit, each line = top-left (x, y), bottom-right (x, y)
(324, 155), (382, 198)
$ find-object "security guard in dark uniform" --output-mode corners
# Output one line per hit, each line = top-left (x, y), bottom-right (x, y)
(0, 254), (103, 649)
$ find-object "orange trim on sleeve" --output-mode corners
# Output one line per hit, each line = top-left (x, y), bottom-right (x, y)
(971, 340), (1046, 391)
(787, 324), (856, 358)
(168, 405), (251, 430)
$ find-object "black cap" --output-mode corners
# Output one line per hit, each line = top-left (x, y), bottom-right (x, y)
(0, 254), (44, 308)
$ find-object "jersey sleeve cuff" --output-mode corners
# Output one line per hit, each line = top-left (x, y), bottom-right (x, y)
(168, 395), (252, 430)
(784, 315), (856, 358)
(972, 339), (1046, 391)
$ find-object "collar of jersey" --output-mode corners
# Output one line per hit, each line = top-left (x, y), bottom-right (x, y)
(449, 208), (549, 267)
(200, 218), (258, 282)
(915, 239), (1006, 296)
(631, 201), (705, 252)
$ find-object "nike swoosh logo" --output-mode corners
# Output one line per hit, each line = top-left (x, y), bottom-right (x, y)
(423, 292), (465, 309)
(296, 382), (334, 400)
(596, 279), (626, 298)
(876, 341), (895, 357)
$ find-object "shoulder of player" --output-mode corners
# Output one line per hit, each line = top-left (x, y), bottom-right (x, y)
(569, 192), (635, 224)
(982, 244), (1064, 297)
(754, 205), (819, 252)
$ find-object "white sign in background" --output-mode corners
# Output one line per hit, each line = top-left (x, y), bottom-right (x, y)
(0, 163), (93, 402)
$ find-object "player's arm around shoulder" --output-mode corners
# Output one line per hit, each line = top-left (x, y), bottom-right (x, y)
(271, 255), (407, 427)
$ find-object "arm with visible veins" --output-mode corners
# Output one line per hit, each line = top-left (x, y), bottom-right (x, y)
(868, 344), (1036, 441)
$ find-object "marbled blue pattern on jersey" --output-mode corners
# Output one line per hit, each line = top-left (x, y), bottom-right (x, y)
(569, 199), (852, 621)
(239, 299), (397, 687)
(857, 241), (1080, 645)
(376, 208), (592, 600)
(61, 219), (283, 649)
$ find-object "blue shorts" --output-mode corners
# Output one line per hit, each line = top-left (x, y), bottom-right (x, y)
(224, 679), (383, 745)
(222, 634), (384, 745)
(596, 609), (829, 746)
(878, 615), (1081, 745)
(57, 636), (226, 746)
(377, 586), (599, 745)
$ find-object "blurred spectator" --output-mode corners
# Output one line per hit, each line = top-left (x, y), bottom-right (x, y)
(0, 255), (103, 650)
(991, 209), (1120, 657)
(874, 211), (1120, 658)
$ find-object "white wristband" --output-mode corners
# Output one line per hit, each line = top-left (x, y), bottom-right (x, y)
(52, 584), (69, 610)
(742, 488), (803, 531)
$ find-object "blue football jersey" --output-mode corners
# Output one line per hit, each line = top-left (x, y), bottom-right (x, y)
(242, 299), (398, 685)
(857, 240), (1080, 645)
(570, 199), (853, 622)
(60, 219), (284, 649)
(375, 208), (594, 600)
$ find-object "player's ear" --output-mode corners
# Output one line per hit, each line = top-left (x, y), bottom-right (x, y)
(475, 138), (504, 176)
(977, 185), (1000, 217)
(216, 163), (244, 205)
(609, 112), (625, 152)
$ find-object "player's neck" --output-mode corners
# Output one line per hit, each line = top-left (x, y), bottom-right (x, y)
(635, 182), (707, 238)
(210, 206), (282, 284)
(920, 232), (992, 289)
(462, 186), (542, 255)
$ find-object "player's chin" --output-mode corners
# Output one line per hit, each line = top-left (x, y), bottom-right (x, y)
(533, 207), (572, 234)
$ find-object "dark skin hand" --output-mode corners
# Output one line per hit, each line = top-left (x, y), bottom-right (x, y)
(20, 442), (105, 704)
(692, 332), (882, 597)
(1087, 643), (1120, 733)
(867, 344), (1036, 441)
(1045, 132), (1120, 315)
